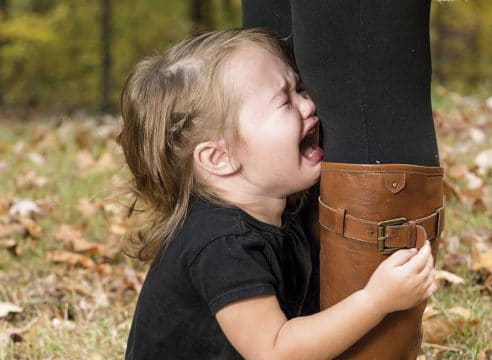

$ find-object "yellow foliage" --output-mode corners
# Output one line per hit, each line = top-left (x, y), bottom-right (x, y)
(0, 14), (54, 43)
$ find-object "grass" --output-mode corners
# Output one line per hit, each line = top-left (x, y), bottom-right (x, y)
(0, 95), (491, 359)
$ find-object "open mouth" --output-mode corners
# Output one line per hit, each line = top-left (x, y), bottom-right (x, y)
(300, 120), (323, 163)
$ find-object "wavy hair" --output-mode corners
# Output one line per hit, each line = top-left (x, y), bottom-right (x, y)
(117, 28), (291, 262)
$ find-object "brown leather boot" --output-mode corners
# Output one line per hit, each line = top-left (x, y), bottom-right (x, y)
(319, 162), (444, 360)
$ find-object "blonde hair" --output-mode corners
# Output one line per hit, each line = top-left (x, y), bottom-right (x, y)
(117, 28), (291, 262)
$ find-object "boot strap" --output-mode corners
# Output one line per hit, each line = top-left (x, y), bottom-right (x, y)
(319, 198), (444, 254)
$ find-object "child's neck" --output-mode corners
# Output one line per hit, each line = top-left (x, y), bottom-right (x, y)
(221, 191), (286, 227)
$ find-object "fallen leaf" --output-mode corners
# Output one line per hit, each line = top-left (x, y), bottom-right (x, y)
(108, 220), (128, 235)
(76, 198), (100, 217)
(442, 251), (470, 273)
(52, 318), (76, 330)
(27, 152), (46, 165)
(423, 303), (440, 321)
(13, 169), (49, 190)
(76, 150), (96, 171)
(422, 304), (479, 345)
(465, 172), (483, 190)
(9, 199), (42, 218)
(0, 302), (23, 318)
(45, 250), (95, 268)
(423, 316), (454, 344)
(55, 224), (117, 258)
(18, 217), (42, 238)
(0, 193), (11, 215)
(469, 127), (486, 144)
(447, 306), (474, 321)
(435, 270), (465, 285)
(475, 149), (492, 175)
(477, 348), (492, 360)
(0, 238), (20, 256)
(0, 223), (26, 238)
(447, 164), (469, 180)
(472, 248), (492, 273)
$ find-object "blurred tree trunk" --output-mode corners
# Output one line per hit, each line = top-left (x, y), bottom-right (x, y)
(190, 0), (213, 34)
(100, 0), (111, 112)
(0, 0), (7, 106)
(470, 1), (481, 87)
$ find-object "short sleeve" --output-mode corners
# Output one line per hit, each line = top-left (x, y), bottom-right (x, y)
(189, 234), (278, 314)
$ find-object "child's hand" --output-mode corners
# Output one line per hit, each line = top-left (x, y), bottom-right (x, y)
(363, 241), (437, 314)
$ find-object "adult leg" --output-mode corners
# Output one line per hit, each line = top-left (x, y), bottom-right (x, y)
(241, 0), (293, 55)
(290, 1), (444, 358)
(290, 0), (440, 165)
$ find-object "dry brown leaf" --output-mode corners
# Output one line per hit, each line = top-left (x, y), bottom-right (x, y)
(76, 150), (96, 171)
(76, 198), (100, 217)
(0, 238), (21, 256)
(45, 250), (95, 268)
(469, 127), (486, 144)
(74, 127), (93, 149)
(422, 316), (454, 344)
(442, 251), (470, 273)
(0, 302), (23, 318)
(76, 150), (116, 175)
(422, 305), (478, 345)
(0, 223), (26, 238)
(475, 149), (492, 176)
(108, 220), (128, 235)
(55, 224), (117, 258)
(13, 169), (49, 190)
(464, 228), (492, 272)
(423, 303), (440, 321)
(477, 348), (492, 360)
(0, 317), (38, 348)
(447, 306), (474, 321)
(32, 131), (58, 151)
(0, 193), (11, 215)
(465, 172), (483, 190)
(91, 152), (116, 173)
(93, 263), (112, 276)
(447, 164), (469, 180)
(18, 217), (42, 238)
(472, 249), (492, 273)
(434, 269), (465, 285)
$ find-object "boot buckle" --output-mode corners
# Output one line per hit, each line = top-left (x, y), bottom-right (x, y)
(377, 218), (408, 254)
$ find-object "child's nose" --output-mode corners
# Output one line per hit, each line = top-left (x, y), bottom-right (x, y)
(299, 96), (316, 119)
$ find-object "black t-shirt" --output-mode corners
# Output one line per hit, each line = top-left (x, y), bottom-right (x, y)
(125, 198), (314, 360)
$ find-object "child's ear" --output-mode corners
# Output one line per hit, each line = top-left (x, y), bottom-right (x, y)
(193, 139), (239, 176)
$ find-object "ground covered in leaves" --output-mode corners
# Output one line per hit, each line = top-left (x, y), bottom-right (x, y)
(1, 91), (492, 359)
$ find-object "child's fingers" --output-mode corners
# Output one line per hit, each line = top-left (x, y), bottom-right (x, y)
(424, 280), (438, 299)
(404, 241), (431, 273)
(385, 248), (418, 266)
(422, 270), (435, 290)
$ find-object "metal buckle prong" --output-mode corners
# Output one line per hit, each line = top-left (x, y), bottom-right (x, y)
(377, 218), (408, 254)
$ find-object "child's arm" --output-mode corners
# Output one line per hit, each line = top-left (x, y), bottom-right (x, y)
(216, 241), (436, 360)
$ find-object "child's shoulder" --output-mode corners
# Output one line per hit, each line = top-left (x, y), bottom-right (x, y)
(181, 197), (248, 240)
(164, 197), (282, 263)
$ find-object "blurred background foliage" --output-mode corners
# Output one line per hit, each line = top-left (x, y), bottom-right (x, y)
(0, 0), (490, 112)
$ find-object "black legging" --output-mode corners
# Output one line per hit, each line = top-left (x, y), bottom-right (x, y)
(242, 0), (440, 166)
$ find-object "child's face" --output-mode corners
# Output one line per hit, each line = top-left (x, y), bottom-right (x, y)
(227, 43), (323, 198)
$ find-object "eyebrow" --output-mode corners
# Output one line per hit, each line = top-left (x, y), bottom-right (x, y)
(270, 72), (300, 103)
